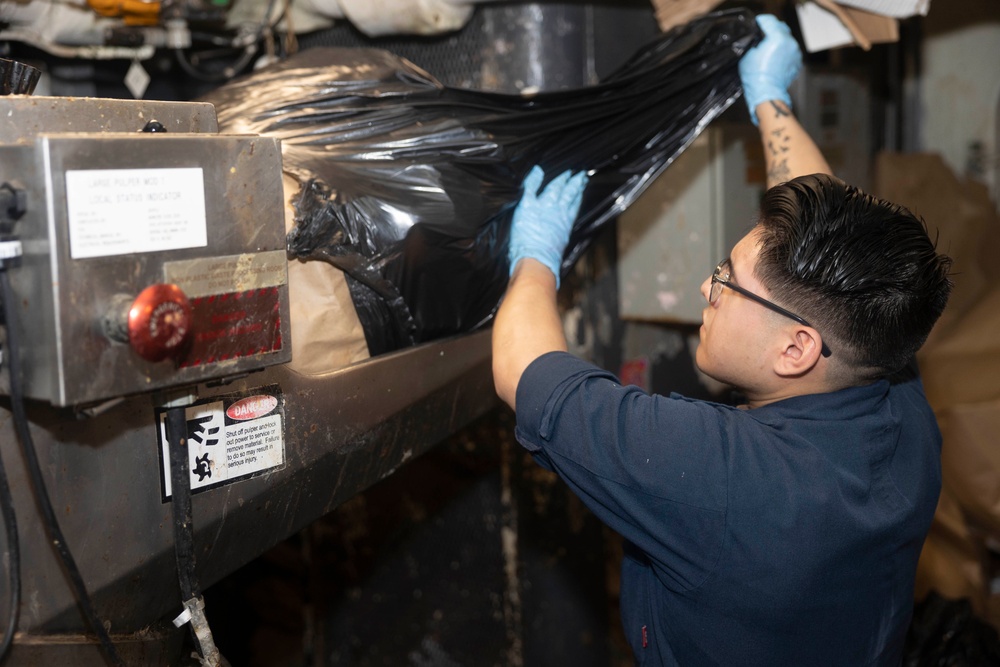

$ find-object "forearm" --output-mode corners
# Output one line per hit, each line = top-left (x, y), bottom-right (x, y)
(756, 100), (832, 187)
(492, 259), (568, 410)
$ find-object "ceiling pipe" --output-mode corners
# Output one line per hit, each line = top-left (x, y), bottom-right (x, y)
(293, 0), (501, 37)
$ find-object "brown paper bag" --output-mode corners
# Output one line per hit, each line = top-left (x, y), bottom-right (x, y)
(650, 0), (726, 32)
(875, 152), (1000, 343)
(916, 488), (989, 613)
(939, 400), (1000, 538)
(282, 174), (371, 375)
(877, 152), (1000, 611)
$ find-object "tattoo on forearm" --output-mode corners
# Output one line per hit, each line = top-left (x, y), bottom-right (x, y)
(764, 101), (792, 184)
(768, 158), (791, 184)
(769, 100), (791, 118)
(766, 139), (790, 155)
(765, 125), (793, 183)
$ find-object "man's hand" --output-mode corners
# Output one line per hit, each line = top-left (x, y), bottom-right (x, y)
(508, 166), (588, 288)
(739, 15), (831, 185)
(739, 15), (802, 126)
(494, 166), (588, 410)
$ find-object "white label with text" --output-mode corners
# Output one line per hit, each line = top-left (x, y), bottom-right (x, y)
(66, 167), (208, 259)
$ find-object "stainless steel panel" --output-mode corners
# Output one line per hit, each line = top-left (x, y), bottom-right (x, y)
(0, 96), (218, 144)
(2, 133), (290, 405)
(0, 329), (496, 636)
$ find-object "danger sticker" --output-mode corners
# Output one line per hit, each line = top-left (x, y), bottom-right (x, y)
(156, 384), (285, 501)
(227, 395), (278, 421)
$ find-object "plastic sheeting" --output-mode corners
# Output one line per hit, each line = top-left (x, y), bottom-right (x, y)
(204, 9), (760, 356)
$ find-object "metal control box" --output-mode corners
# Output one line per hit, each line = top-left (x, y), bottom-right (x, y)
(0, 97), (291, 406)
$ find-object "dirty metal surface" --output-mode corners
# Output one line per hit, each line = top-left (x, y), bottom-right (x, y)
(0, 329), (496, 639)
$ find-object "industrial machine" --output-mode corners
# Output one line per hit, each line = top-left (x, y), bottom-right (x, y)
(0, 2), (694, 662)
(0, 58), (495, 665)
(0, 0), (504, 98)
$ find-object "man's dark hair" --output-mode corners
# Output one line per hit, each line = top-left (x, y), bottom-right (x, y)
(754, 173), (953, 383)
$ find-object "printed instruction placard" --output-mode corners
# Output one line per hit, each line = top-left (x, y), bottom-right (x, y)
(156, 384), (285, 501)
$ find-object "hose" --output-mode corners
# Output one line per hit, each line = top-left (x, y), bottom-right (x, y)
(0, 268), (125, 667)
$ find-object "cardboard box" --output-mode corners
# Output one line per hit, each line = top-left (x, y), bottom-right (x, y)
(647, 0), (926, 52)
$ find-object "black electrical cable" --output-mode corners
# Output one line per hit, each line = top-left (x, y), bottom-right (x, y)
(165, 405), (224, 666)
(173, 0), (282, 83)
(165, 406), (197, 602)
(0, 376), (19, 661)
(173, 46), (257, 83)
(0, 270), (125, 667)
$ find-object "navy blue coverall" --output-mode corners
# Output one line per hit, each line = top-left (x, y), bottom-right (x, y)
(515, 352), (941, 666)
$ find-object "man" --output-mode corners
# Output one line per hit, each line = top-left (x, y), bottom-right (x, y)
(492, 15), (953, 667)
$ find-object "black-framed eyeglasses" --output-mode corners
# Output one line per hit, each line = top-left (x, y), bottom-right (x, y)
(709, 258), (832, 358)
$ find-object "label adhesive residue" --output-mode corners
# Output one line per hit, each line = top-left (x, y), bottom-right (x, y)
(66, 167), (207, 259)
(156, 384), (285, 501)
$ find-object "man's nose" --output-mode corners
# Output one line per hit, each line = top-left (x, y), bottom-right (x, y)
(699, 275), (712, 303)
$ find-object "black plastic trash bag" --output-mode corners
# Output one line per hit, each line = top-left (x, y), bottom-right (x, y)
(204, 9), (761, 356)
(904, 591), (1000, 666)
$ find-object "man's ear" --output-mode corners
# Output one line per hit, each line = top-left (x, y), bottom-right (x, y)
(773, 327), (824, 377)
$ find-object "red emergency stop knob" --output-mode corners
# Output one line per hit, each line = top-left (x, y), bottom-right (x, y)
(127, 283), (193, 362)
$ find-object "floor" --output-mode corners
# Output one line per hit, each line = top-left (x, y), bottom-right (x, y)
(204, 407), (632, 667)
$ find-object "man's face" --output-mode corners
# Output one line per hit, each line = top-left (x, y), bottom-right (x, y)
(695, 227), (781, 391)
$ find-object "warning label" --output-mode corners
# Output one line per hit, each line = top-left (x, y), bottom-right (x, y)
(156, 384), (285, 501)
(225, 417), (283, 477)
(66, 167), (208, 259)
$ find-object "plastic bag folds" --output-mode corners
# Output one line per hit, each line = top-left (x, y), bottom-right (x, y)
(203, 9), (761, 356)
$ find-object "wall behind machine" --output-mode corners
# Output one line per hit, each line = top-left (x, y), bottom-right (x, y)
(919, 0), (1000, 204)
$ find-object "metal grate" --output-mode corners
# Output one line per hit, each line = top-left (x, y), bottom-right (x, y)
(295, 8), (489, 89)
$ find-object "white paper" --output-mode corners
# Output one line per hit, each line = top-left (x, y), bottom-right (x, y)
(796, 2), (856, 53)
(834, 0), (930, 18)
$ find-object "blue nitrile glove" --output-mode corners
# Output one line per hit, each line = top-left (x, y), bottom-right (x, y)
(509, 166), (588, 288)
(739, 15), (802, 125)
